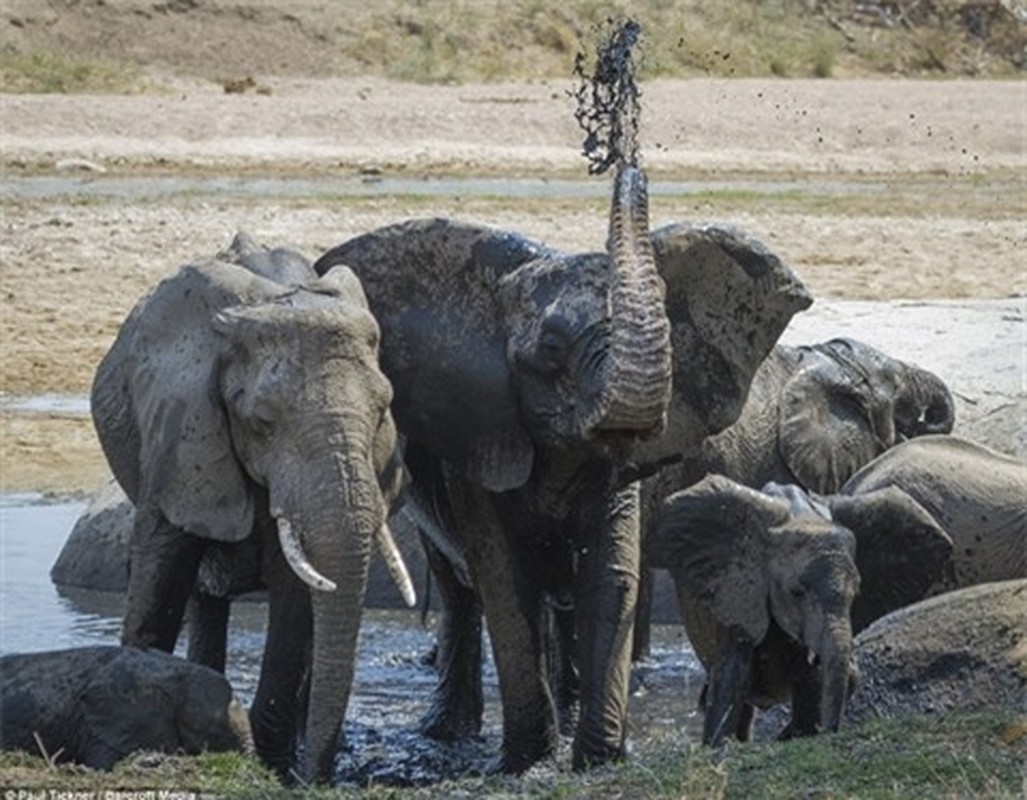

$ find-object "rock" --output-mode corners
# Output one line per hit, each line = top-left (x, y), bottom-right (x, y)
(50, 477), (131, 592)
(846, 579), (1027, 723)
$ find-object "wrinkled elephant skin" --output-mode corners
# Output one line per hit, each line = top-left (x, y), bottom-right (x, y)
(90, 232), (402, 783)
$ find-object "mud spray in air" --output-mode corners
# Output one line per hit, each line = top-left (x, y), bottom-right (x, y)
(573, 17), (644, 173)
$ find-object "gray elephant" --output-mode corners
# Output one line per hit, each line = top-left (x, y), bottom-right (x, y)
(312, 170), (811, 769)
(655, 474), (953, 745)
(1, 646), (252, 769)
(841, 434), (1026, 594)
(633, 336), (955, 658)
(90, 233), (409, 782)
(847, 579), (1026, 723)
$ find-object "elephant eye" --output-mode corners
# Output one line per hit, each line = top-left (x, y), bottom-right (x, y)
(532, 318), (572, 374)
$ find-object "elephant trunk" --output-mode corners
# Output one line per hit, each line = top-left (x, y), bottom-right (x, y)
(596, 164), (672, 436)
(816, 617), (855, 734)
(271, 445), (383, 784)
(898, 366), (956, 437)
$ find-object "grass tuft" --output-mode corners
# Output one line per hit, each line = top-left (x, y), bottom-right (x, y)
(0, 48), (140, 93)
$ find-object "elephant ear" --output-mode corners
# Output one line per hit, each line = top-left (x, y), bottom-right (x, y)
(779, 352), (893, 495)
(647, 223), (812, 460)
(827, 487), (954, 633)
(126, 259), (289, 541)
(657, 474), (792, 642)
(314, 219), (554, 491)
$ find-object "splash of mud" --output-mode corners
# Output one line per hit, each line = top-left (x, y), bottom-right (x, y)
(573, 18), (644, 174)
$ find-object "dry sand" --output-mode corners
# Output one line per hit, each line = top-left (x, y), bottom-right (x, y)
(1, 77), (1024, 495)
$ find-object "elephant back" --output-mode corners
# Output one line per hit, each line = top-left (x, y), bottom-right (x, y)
(843, 435), (1027, 590)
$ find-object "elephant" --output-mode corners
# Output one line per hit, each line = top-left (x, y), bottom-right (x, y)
(841, 434), (1027, 594)
(90, 232), (412, 783)
(654, 474), (954, 746)
(1, 646), (252, 769)
(846, 579), (1027, 724)
(633, 336), (955, 658)
(312, 166), (812, 771)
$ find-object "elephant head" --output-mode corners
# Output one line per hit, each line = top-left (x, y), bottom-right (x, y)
(91, 239), (404, 782)
(315, 166), (674, 493)
(656, 474), (952, 744)
(314, 211), (811, 492)
(778, 337), (955, 493)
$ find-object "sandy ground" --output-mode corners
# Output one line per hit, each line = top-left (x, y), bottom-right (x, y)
(1, 78), (1025, 495)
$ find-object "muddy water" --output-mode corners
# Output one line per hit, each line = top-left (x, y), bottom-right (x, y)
(1, 495), (704, 785)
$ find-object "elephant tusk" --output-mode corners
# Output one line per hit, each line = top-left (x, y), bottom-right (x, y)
(376, 522), (417, 608)
(276, 515), (337, 593)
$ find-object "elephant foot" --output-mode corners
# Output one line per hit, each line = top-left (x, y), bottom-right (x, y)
(419, 697), (483, 741)
(571, 737), (628, 772)
(485, 736), (558, 775)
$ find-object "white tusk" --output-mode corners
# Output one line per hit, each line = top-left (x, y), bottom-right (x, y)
(276, 515), (337, 593)
(376, 522), (417, 608)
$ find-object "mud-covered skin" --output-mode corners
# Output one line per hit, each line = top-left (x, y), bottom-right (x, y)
(847, 579), (1027, 722)
(842, 435), (1027, 593)
(633, 335), (954, 658)
(0, 646), (251, 769)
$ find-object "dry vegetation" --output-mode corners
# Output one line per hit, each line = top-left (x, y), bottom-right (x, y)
(1, 0), (1024, 93)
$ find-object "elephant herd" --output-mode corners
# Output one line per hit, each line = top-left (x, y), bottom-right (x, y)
(4, 166), (1025, 785)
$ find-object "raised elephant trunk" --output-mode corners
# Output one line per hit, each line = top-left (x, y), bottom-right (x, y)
(595, 164), (672, 436)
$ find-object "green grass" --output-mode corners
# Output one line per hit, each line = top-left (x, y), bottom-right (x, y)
(1, 710), (1023, 799)
(0, 48), (141, 94)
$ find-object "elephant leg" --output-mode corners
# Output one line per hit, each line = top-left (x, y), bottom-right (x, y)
(419, 532), (484, 741)
(455, 482), (557, 773)
(186, 592), (231, 673)
(571, 482), (640, 771)
(250, 551), (312, 780)
(785, 658), (822, 738)
(546, 601), (580, 736)
(735, 701), (756, 741)
(631, 563), (653, 661)
(702, 632), (756, 746)
(122, 505), (205, 652)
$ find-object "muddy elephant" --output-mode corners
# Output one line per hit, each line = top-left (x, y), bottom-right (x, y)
(847, 579), (1026, 723)
(634, 336), (955, 657)
(90, 233), (409, 782)
(1, 646), (252, 769)
(841, 434), (1027, 593)
(312, 165), (811, 770)
(655, 475), (953, 745)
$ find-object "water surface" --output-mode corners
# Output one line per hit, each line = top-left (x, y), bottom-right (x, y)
(1, 495), (703, 785)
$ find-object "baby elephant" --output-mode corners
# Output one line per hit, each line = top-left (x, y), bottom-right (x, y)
(1, 646), (252, 769)
(656, 474), (952, 746)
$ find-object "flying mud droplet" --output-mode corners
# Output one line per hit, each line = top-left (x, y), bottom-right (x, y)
(573, 18), (643, 175)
